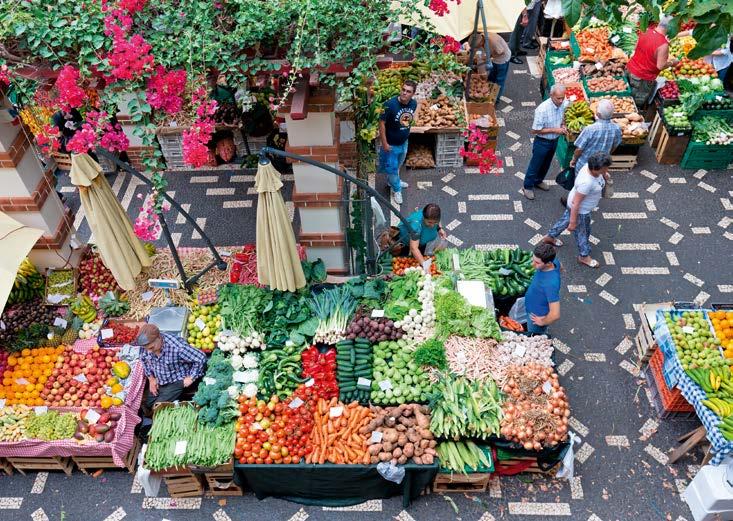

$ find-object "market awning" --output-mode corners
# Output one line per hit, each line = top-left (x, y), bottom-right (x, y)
(400, 0), (526, 40)
(255, 161), (306, 292)
(69, 153), (151, 291)
(0, 212), (44, 314)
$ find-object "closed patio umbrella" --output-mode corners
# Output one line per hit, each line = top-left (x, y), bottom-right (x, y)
(255, 161), (306, 292)
(0, 212), (44, 314)
(69, 153), (151, 290)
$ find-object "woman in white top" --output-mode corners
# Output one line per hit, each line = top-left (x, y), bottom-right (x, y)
(705, 36), (732, 84)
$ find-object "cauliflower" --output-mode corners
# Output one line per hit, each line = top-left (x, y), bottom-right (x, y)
(242, 352), (258, 369)
(227, 385), (239, 398)
(241, 369), (259, 383)
(242, 383), (258, 398)
(231, 353), (244, 370)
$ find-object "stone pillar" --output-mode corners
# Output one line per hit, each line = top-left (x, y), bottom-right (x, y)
(279, 86), (350, 274)
(0, 93), (78, 269)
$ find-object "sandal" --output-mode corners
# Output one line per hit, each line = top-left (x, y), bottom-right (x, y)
(542, 236), (563, 247)
(577, 256), (600, 268)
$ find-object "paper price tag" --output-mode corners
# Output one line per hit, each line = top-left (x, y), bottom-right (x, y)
(673, 112), (684, 117)
(0, 399), (5, 409)
(289, 397), (304, 409)
(611, 35), (620, 44)
(456, 351), (467, 364)
(498, 267), (513, 276)
(195, 318), (206, 331)
(15, 378), (29, 385)
(357, 377), (371, 387)
(141, 291), (154, 301)
(542, 381), (553, 395)
(219, 250), (232, 257)
(73, 373), (88, 383)
(203, 376), (216, 386)
(101, 328), (114, 340)
(305, 378), (315, 387)
(586, 47), (595, 53)
(85, 409), (101, 424)
(34, 406), (48, 415)
(573, 60), (580, 69)
(623, 26), (632, 33)
(50, 280), (72, 288)
(174, 440), (187, 455)
(329, 406), (344, 418)
(53, 317), (68, 328)
(379, 380), (392, 391)
(232, 371), (248, 383)
(252, 422), (263, 431)
(371, 309), (385, 318)
(568, 95), (577, 102)
(0, 320), (5, 330)
(369, 431), (383, 444)
(107, 291), (115, 300)
(46, 294), (66, 304)
(513, 344), (527, 357)
(595, 62), (603, 70)
(682, 326), (695, 334)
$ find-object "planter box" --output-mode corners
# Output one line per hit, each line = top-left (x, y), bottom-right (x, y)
(465, 102), (498, 138)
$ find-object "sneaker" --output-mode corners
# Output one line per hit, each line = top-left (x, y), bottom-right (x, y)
(535, 182), (550, 191)
(523, 41), (539, 50)
(522, 188), (535, 200)
(542, 236), (564, 247)
(393, 191), (403, 204)
(400, 181), (409, 188)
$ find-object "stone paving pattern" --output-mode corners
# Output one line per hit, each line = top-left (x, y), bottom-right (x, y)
(17, 53), (732, 520)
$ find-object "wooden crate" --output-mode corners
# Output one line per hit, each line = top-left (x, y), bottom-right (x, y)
(609, 154), (638, 172)
(432, 472), (491, 493)
(205, 472), (243, 496)
(635, 302), (672, 366)
(495, 456), (558, 475)
(647, 112), (664, 149)
(8, 456), (74, 476)
(164, 473), (205, 498)
(72, 436), (141, 475)
(0, 458), (13, 476)
(655, 126), (690, 165)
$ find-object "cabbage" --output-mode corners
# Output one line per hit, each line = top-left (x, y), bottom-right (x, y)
(711, 78), (724, 90)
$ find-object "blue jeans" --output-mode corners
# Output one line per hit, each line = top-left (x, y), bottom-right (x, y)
(522, 2), (542, 47)
(378, 141), (408, 193)
(548, 209), (593, 257)
(488, 61), (510, 101)
(524, 137), (558, 189)
(526, 310), (549, 335)
(719, 66), (730, 84)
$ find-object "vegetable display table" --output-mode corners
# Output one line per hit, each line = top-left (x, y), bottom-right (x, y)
(233, 462), (438, 507)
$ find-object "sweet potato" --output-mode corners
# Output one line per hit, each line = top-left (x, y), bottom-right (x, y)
(368, 444), (383, 456)
(414, 409), (430, 429)
(403, 443), (415, 458)
(422, 454), (434, 465)
(397, 433), (408, 446)
(413, 456), (424, 464)
(393, 447), (403, 459)
(397, 455), (408, 465)
(378, 452), (391, 462)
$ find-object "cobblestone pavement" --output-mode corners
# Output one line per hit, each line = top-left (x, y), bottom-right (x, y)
(30, 52), (733, 521)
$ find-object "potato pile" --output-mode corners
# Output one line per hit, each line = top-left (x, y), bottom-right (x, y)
(468, 74), (494, 100)
(552, 67), (580, 85)
(415, 96), (461, 128)
(586, 77), (627, 92)
(612, 113), (648, 139)
(469, 112), (497, 128)
(405, 144), (435, 169)
(581, 60), (626, 78)
(361, 404), (437, 465)
(590, 96), (636, 114)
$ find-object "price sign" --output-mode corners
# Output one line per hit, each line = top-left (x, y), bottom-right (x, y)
(595, 62), (603, 70)
(107, 291), (116, 300)
(568, 95), (577, 102)
(34, 406), (48, 415)
(673, 112), (684, 118)
(456, 351), (467, 364)
(0, 321), (5, 330)
(623, 26), (632, 33)
(16, 378), (29, 385)
(232, 371), (248, 383)
(369, 431), (383, 444)
(289, 397), (304, 409)
(101, 328), (114, 340)
(53, 317), (68, 329)
(73, 373), (88, 383)
(542, 381), (553, 395)
(203, 377), (216, 386)
(195, 318), (206, 331)
(141, 291), (154, 301)
(573, 60), (581, 69)
(85, 409), (101, 424)
(371, 309), (385, 318)
(586, 47), (595, 53)
(219, 250), (232, 257)
(329, 406), (344, 418)
(46, 294), (66, 304)
(174, 440), (187, 455)
(611, 35), (620, 44)
(305, 378), (315, 387)
(357, 377), (371, 388)
(0, 399), (6, 409)
(513, 344), (527, 357)
(682, 326), (695, 334)
(379, 380), (392, 391)
(252, 422), (263, 431)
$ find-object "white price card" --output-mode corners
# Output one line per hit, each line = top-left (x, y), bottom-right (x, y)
(34, 406), (48, 415)
(232, 371), (248, 383)
(568, 95), (577, 102)
(371, 309), (385, 318)
(219, 250), (232, 257)
(542, 381), (553, 395)
(357, 377), (371, 387)
(53, 317), (68, 328)
(623, 26), (632, 33)
(673, 112), (684, 117)
(0, 320), (5, 330)
(611, 35), (620, 44)
(141, 291), (154, 301)
(456, 351), (467, 364)
(0, 399), (6, 409)
(586, 47), (595, 53)
(513, 344), (527, 357)
(305, 378), (315, 387)
(16, 378), (29, 385)
(595, 62), (603, 70)
(329, 406), (344, 418)
(85, 409), (101, 424)
(379, 379), (392, 391)
(101, 328), (114, 340)
(573, 60), (581, 69)
(195, 318), (206, 331)
(107, 291), (116, 300)
(369, 431), (383, 444)
(289, 397), (304, 409)
(203, 377), (216, 386)
(174, 440), (188, 455)
(682, 326), (695, 334)
(252, 422), (263, 431)
(73, 373), (88, 383)
(46, 294), (66, 304)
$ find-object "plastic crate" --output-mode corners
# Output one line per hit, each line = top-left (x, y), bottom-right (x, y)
(157, 130), (186, 169)
(690, 108), (733, 122)
(435, 132), (464, 168)
(644, 361), (696, 420)
(583, 76), (631, 98)
(555, 135), (575, 169)
(680, 141), (733, 170)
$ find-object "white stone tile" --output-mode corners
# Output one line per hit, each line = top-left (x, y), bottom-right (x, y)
(508, 503), (571, 516)
(522, 101), (537, 107)
(647, 182), (661, 194)
(719, 285), (733, 293)
(567, 285), (587, 293)
(417, 181), (432, 190)
(497, 118), (505, 127)
(666, 252), (679, 266)
(223, 200), (253, 209)
(605, 435), (630, 447)
(684, 273), (705, 287)
(644, 444), (669, 465)
(190, 175), (219, 183)
(502, 105), (515, 114)
(616, 338), (633, 355)
(669, 177), (686, 184)
(660, 217), (679, 229)
(645, 199), (657, 211)
(509, 141), (522, 151)
(191, 217), (207, 240)
(515, 171), (525, 180)
(575, 443), (594, 464)
(285, 508), (308, 521)
(611, 192), (639, 199)
(585, 352), (607, 362)
(588, 234), (600, 245)
(142, 498), (202, 509)
(718, 217), (732, 229)
(724, 231), (733, 241)
(693, 169), (707, 179)
(31, 508), (49, 521)
(613, 243), (660, 251)
(206, 188), (236, 196)
(103, 507), (127, 521)
(505, 156), (514, 167)
(31, 472), (48, 494)
(694, 291), (711, 306)
(721, 198), (733, 211)
(394, 511), (416, 521)
(524, 218), (542, 230)
(620, 267), (670, 275)
(557, 359), (574, 376)
(603, 251), (616, 265)
(640, 170), (657, 180)
(595, 273), (612, 286)
(506, 131), (521, 140)
(528, 233), (543, 246)
(513, 200), (524, 213)
(691, 227), (711, 234)
(468, 194), (510, 201)
(489, 477), (502, 498)
(131, 475), (143, 494)
(475, 243), (519, 250)
(602, 212), (647, 219)
(59, 186), (76, 193)
(620, 359), (640, 376)
(623, 314), (635, 330)
(441, 173), (455, 183)
(500, 96), (512, 104)
(445, 219), (461, 231)
(470, 214), (514, 221)
(553, 338), (571, 354)
(176, 203), (191, 224)
(323, 500), (382, 511)
(171, 232), (182, 247)
(639, 418), (659, 437)
(458, 201), (466, 213)
(230, 174), (254, 183)
(698, 181), (716, 193)
(669, 232), (684, 245)
(568, 416), (589, 437)
(0, 498), (23, 509)
(442, 186), (458, 196)
(446, 235), (463, 246)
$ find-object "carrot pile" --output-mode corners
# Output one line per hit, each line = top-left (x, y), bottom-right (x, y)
(306, 397), (373, 464)
(576, 28), (613, 62)
(499, 315), (524, 332)
(392, 256), (439, 276)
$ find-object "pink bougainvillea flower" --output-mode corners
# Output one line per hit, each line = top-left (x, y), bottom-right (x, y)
(146, 66), (187, 114)
(105, 32), (154, 82)
(55, 65), (87, 110)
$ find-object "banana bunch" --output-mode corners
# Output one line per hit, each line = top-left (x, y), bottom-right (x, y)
(71, 295), (97, 323)
(688, 367), (733, 396)
(99, 291), (129, 317)
(705, 397), (733, 418)
(719, 416), (733, 441)
(8, 258), (45, 305)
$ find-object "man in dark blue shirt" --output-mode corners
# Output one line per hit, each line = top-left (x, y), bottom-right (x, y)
(378, 80), (417, 204)
(524, 244), (561, 335)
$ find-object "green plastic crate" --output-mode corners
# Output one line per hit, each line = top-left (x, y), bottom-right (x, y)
(569, 32), (581, 59)
(690, 109), (733, 122)
(679, 140), (733, 170)
(583, 75), (631, 98)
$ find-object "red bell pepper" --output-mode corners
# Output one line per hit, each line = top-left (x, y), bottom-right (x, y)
(301, 345), (338, 399)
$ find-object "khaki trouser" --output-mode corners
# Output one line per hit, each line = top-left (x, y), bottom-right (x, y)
(628, 73), (657, 108)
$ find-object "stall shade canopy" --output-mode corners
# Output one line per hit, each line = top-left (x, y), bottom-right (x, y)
(255, 161), (306, 292)
(69, 153), (151, 290)
(0, 212), (44, 314)
(399, 0), (526, 40)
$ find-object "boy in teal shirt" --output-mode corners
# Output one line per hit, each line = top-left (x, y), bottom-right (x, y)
(398, 204), (447, 264)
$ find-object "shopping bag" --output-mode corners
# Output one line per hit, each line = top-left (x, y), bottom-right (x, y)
(556, 431), (580, 480)
(509, 297), (527, 324)
(602, 177), (614, 199)
(555, 166), (575, 191)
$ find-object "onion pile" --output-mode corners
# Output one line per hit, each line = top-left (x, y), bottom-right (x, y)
(500, 364), (569, 451)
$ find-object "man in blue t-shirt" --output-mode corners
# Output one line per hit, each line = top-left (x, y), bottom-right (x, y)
(397, 203), (447, 265)
(379, 80), (417, 205)
(524, 244), (561, 335)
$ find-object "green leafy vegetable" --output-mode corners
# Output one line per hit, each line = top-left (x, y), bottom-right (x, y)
(414, 338), (447, 370)
(218, 284), (271, 336)
(384, 271), (422, 320)
(433, 289), (501, 341)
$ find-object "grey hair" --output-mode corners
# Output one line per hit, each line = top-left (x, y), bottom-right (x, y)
(658, 15), (673, 28)
(596, 99), (614, 120)
(588, 151), (612, 171)
(550, 84), (566, 95)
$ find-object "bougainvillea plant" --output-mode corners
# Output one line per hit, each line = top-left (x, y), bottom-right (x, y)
(459, 124), (502, 175)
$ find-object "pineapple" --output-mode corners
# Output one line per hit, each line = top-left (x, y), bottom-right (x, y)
(46, 328), (63, 347)
(61, 317), (83, 344)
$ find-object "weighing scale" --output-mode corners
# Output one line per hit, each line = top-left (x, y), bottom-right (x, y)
(146, 279), (188, 338)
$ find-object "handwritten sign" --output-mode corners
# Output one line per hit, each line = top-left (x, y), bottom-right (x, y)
(379, 380), (392, 391)
(86, 409), (101, 424)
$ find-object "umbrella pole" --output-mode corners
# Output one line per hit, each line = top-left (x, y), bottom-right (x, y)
(477, 0), (494, 77)
(466, 1), (482, 97)
(156, 209), (190, 292)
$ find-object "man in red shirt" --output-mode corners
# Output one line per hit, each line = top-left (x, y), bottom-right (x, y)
(627, 17), (679, 107)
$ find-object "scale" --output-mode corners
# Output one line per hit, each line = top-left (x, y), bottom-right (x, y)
(146, 279), (188, 338)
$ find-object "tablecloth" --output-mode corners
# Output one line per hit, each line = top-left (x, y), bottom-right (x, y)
(654, 309), (733, 465)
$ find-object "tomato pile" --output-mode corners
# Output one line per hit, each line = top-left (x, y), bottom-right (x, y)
(105, 322), (139, 345)
(392, 256), (439, 276)
(235, 384), (316, 464)
(564, 84), (586, 102)
(301, 346), (339, 399)
(658, 81), (679, 100)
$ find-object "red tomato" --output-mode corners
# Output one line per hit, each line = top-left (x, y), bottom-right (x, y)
(264, 457), (273, 464)
(239, 457), (246, 464)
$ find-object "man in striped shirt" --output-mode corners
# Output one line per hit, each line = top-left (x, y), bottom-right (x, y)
(523, 85), (569, 200)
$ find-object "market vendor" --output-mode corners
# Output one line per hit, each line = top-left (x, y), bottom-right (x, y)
(398, 203), (447, 265)
(627, 16), (679, 107)
(137, 324), (207, 412)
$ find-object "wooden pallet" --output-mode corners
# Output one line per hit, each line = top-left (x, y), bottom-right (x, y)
(205, 472), (243, 496)
(164, 473), (205, 498)
(609, 154), (638, 172)
(0, 458), (13, 476)
(655, 126), (690, 165)
(72, 436), (141, 475)
(433, 472), (491, 493)
(8, 456), (74, 476)
(636, 306), (657, 366)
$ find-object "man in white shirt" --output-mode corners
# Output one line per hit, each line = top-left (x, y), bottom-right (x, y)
(541, 152), (612, 268)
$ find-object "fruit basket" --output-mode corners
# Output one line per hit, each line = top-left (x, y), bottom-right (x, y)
(44, 269), (77, 306)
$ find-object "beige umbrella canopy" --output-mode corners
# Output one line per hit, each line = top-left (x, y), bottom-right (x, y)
(69, 153), (151, 290)
(255, 161), (306, 292)
(0, 212), (44, 314)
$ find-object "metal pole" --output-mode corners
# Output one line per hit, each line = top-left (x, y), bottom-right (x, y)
(156, 209), (189, 291)
(466, 1), (482, 98)
(477, 0), (494, 77)
(363, 197), (376, 275)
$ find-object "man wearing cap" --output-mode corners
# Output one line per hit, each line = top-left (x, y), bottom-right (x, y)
(137, 324), (207, 410)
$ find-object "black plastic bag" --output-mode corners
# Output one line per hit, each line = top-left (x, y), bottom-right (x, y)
(555, 166), (575, 191)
